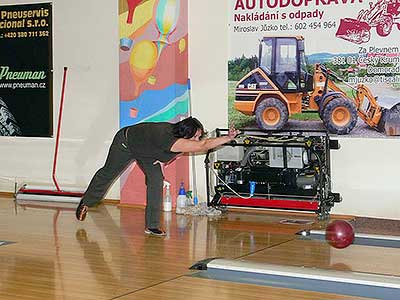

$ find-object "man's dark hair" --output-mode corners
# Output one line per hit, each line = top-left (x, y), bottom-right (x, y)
(172, 117), (204, 139)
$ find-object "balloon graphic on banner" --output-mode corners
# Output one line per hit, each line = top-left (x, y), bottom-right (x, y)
(120, 34), (134, 51)
(129, 40), (159, 96)
(178, 38), (186, 53)
(126, 0), (142, 24)
(120, 9), (136, 50)
(147, 75), (157, 85)
(155, 0), (180, 56)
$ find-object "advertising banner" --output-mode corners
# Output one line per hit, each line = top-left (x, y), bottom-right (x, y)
(119, 0), (189, 205)
(0, 3), (52, 137)
(229, 0), (400, 137)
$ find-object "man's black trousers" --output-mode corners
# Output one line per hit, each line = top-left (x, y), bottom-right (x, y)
(81, 128), (164, 228)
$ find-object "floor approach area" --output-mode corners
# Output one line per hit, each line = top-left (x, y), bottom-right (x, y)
(0, 197), (399, 300)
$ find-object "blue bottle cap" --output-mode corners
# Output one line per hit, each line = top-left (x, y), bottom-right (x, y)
(179, 183), (186, 195)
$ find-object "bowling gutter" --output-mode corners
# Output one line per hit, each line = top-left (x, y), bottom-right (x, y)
(207, 259), (400, 289)
(309, 230), (400, 241)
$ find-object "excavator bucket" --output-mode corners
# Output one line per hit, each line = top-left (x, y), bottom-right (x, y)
(384, 103), (400, 136)
(335, 18), (371, 44)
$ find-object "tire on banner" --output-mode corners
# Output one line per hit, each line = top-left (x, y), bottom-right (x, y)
(322, 97), (357, 135)
(376, 15), (393, 37)
(0, 97), (22, 136)
(255, 97), (289, 130)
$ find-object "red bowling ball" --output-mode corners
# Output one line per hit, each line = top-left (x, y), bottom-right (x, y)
(325, 220), (355, 249)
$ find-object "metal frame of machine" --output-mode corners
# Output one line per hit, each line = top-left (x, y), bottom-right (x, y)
(205, 129), (341, 219)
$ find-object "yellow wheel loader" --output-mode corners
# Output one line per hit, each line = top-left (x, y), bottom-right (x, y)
(234, 36), (400, 135)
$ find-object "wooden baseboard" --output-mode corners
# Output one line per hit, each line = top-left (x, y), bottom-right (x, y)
(227, 207), (355, 220)
(117, 203), (145, 209)
(103, 199), (121, 205)
(0, 194), (354, 220)
(0, 192), (123, 204)
(101, 199), (145, 209)
(0, 192), (14, 198)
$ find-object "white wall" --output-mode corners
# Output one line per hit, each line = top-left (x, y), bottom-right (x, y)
(331, 138), (400, 219)
(1, 0), (399, 220)
(188, 0), (229, 208)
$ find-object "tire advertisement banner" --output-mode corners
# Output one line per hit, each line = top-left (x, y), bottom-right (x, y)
(0, 3), (52, 137)
(229, 0), (400, 138)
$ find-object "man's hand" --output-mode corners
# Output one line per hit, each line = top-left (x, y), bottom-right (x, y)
(170, 124), (241, 153)
(228, 123), (240, 140)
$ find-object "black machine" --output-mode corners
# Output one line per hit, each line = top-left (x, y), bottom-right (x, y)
(205, 129), (341, 219)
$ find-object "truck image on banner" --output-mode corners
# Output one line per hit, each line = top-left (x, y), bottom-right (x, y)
(229, 0), (400, 138)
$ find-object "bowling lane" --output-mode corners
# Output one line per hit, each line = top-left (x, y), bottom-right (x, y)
(119, 276), (372, 300)
(188, 236), (400, 299)
(240, 238), (400, 277)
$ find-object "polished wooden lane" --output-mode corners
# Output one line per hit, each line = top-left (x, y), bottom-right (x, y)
(0, 197), (390, 300)
(0, 198), (295, 300)
(242, 238), (400, 276)
(117, 277), (370, 300)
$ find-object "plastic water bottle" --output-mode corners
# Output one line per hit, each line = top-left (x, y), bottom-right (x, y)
(249, 181), (256, 197)
(193, 195), (199, 206)
(176, 182), (187, 214)
(163, 181), (172, 212)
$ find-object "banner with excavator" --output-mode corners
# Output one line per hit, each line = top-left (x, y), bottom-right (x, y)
(228, 0), (400, 137)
